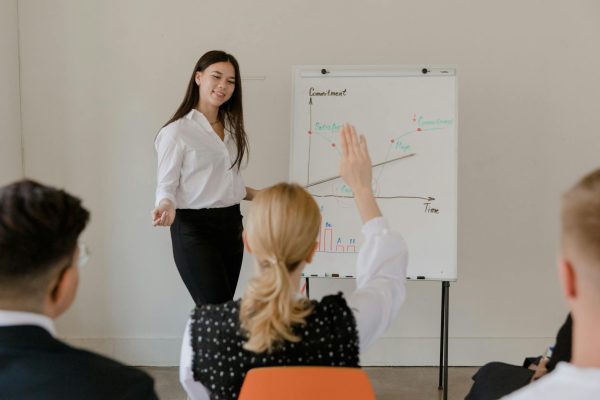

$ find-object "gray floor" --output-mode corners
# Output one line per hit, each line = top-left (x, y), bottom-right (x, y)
(142, 366), (478, 400)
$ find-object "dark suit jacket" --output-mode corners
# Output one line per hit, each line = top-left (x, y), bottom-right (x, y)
(0, 325), (158, 400)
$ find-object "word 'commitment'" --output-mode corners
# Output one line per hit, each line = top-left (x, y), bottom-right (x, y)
(309, 87), (348, 97)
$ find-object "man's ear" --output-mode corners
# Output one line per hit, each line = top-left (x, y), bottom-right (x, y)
(242, 230), (252, 254)
(45, 264), (79, 319)
(559, 257), (577, 301)
(195, 71), (202, 86)
(305, 242), (318, 264)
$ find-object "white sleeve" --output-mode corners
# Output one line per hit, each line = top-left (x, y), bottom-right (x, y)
(179, 318), (211, 400)
(346, 217), (408, 353)
(155, 131), (183, 208)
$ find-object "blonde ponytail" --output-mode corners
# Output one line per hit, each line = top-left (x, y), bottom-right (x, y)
(240, 183), (321, 353)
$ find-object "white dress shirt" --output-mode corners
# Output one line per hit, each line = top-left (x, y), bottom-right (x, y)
(502, 362), (600, 400)
(0, 309), (56, 336)
(179, 216), (408, 400)
(155, 109), (246, 209)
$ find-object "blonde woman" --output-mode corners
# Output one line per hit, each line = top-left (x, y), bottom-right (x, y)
(179, 124), (408, 400)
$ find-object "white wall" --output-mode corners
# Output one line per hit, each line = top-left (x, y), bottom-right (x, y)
(0, 0), (22, 184)
(15, 0), (600, 366)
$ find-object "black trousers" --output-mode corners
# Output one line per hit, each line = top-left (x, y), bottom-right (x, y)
(170, 204), (244, 306)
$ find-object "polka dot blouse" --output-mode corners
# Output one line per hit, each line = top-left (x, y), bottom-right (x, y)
(189, 293), (360, 399)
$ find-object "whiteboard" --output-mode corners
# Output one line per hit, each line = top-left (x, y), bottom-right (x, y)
(290, 66), (457, 281)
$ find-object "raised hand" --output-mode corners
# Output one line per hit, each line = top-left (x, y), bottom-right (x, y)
(339, 123), (372, 192)
(338, 123), (381, 223)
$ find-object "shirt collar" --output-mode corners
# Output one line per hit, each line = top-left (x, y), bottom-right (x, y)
(187, 109), (232, 139)
(186, 109), (206, 126)
(0, 309), (56, 336)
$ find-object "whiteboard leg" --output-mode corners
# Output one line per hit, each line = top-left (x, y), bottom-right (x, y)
(438, 282), (445, 390)
(438, 281), (450, 400)
(305, 277), (310, 299)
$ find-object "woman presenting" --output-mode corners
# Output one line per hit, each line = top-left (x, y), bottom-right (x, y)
(152, 50), (257, 305)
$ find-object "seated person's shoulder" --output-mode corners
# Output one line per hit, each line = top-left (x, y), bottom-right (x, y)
(317, 292), (349, 308)
(311, 293), (355, 322)
(502, 363), (599, 400)
(0, 334), (157, 400)
(192, 300), (239, 319)
(190, 300), (241, 336)
(70, 345), (153, 376)
(52, 342), (158, 399)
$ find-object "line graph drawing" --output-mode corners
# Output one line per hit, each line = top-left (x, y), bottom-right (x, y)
(290, 67), (458, 279)
(305, 153), (416, 188)
(305, 94), (450, 204)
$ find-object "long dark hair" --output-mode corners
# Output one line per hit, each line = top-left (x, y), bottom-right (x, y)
(163, 50), (248, 170)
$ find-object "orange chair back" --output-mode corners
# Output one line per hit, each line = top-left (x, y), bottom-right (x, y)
(238, 366), (376, 400)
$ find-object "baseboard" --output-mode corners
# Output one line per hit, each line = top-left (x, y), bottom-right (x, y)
(62, 336), (555, 367)
(360, 337), (555, 366)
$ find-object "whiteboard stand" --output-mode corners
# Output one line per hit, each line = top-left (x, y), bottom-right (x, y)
(304, 277), (451, 400)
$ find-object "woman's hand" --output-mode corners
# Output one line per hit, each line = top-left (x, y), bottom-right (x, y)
(244, 187), (259, 201)
(152, 199), (176, 227)
(339, 123), (382, 223)
(339, 124), (372, 192)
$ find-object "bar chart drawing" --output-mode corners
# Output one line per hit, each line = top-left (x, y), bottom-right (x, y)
(316, 221), (358, 254)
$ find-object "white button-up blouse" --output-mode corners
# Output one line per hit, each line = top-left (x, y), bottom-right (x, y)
(155, 109), (246, 209)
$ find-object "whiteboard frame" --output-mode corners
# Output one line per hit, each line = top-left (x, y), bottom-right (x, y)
(289, 65), (458, 281)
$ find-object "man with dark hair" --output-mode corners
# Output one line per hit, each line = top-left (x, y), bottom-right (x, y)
(0, 180), (158, 399)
